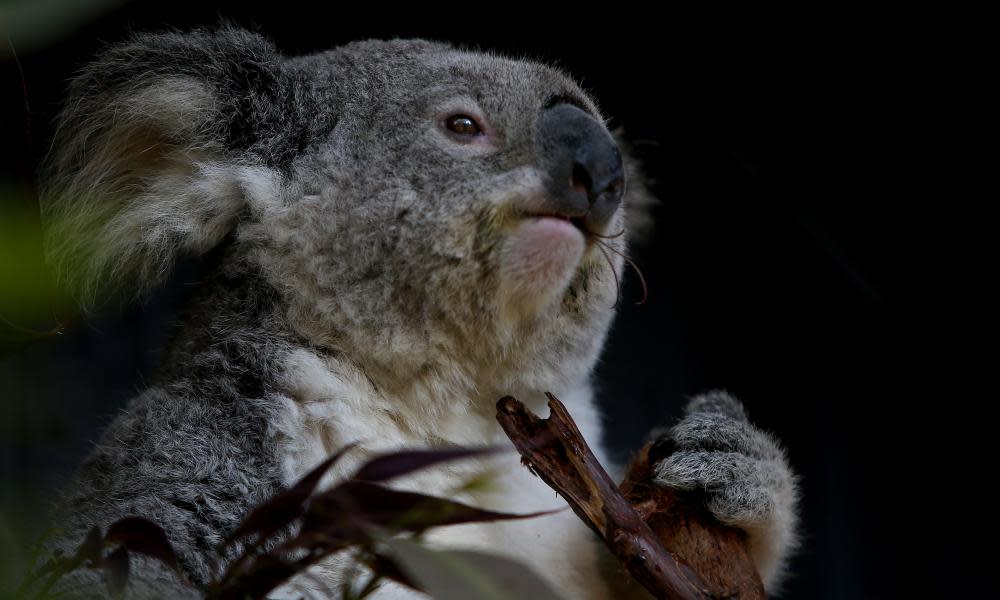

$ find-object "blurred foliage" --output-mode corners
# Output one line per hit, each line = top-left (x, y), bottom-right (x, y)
(20, 517), (179, 598)
(1, 509), (28, 600)
(0, 185), (74, 359)
(1, 0), (128, 55)
(14, 445), (565, 600)
(384, 538), (565, 600)
(1, 187), (79, 600)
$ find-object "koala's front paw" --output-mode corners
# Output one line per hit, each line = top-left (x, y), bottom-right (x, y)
(652, 391), (799, 591)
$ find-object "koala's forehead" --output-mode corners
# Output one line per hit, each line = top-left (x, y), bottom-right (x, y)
(298, 39), (599, 118)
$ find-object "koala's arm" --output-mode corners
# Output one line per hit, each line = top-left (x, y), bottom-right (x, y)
(651, 391), (800, 592)
(35, 387), (279, 599)
(41, 556), (198, 600)
(594, 392), (798, 599)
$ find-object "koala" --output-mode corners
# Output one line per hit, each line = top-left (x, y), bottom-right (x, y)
(36, 27), (798, 599)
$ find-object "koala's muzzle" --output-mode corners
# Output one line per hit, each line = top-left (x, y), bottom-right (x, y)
(537, 103), (625, 229)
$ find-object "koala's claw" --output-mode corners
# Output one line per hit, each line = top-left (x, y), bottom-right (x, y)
(666, 411), (786, 465)
(655, 450), (779, 523)
(651, 391), (799, 591)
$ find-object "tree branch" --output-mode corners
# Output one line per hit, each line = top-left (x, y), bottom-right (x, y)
(496, 393), (765, 600)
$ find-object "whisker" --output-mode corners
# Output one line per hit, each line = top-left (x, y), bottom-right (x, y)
(592, 238), (648, 306)
(582, 227), (626, 240)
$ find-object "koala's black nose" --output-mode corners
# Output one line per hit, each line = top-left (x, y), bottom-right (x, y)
(537, 103), (625, 228)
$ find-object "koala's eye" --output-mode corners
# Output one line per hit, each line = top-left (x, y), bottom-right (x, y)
(444, 114), (482, 136)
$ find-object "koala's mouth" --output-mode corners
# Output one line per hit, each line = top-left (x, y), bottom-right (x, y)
(499, 210), (588, 309)
(500, 182), (606, 243)
(520, 211), (591, 238)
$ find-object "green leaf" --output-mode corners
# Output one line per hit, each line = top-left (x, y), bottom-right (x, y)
(381, 537), (568, 600)
(209, 553), (300, 600)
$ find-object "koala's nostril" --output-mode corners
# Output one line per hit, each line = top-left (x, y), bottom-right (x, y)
(588, 163), (625, 203)
(538, 103), (626, 229)
(571, 162), (592, 195)
(573, 142), (625, 226)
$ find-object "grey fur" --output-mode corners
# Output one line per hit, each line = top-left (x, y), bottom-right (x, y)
(36, 26), (795, 598)
(654, 391), (799, 590)
(40, 273), (295, 597)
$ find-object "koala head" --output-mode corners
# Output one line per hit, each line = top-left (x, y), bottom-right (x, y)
(41, 28), (654, 396)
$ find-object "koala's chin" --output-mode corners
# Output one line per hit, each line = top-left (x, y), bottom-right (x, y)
(497, 215), (587, 319)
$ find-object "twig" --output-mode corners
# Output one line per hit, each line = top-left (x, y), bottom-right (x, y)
(496, 393), (765, 599)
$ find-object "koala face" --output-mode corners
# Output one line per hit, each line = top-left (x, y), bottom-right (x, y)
(243, 41), (632, 390)
(42, 30), (651, 397)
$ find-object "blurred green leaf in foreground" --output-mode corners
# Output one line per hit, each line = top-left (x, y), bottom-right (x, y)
(17, 445), (568, 600)
(0, 185), (73, 358)
(1, 0), (128, 56)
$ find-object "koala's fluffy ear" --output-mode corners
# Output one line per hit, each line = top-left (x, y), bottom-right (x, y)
(614, 130), (658, 245)
(40, 27), (290, 310)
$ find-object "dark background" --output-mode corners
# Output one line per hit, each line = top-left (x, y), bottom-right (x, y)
(1, 4), (990, 598)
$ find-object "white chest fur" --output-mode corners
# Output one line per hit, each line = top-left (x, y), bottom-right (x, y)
(269, 347), (616, 599)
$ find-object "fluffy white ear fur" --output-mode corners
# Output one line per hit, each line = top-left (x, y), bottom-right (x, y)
(40, 76), (247, 309)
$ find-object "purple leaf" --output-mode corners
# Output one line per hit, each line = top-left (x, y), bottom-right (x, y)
(101, 546), (130, 598)
(74, 526), (103, 565)
(224, 444), (356, 547)
(104, 516), (179, 573)
(306, 481), (557, 534)
(288, 443), (359, 498)
(210, 554), (300, 600)
(353, 446), (502, 483)
(24, 527), (103, 596)
(273, 525), (365, 554)
(362, 552), (418, 591)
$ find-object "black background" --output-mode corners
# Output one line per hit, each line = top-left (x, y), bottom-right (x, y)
(0, 4), (990, 598)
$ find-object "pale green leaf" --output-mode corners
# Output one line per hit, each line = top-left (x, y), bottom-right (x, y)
(383, 537), (567, 600)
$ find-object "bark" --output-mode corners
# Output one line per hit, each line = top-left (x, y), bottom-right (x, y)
(496, 393), (765, 600)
